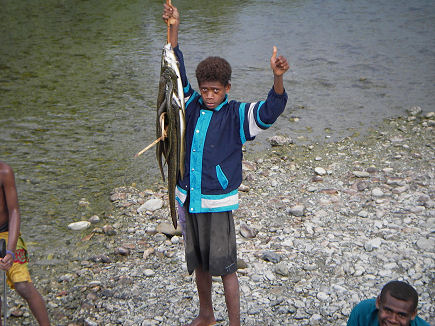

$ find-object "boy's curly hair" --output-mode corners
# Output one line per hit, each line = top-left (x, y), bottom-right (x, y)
(195, 56), (232, 86)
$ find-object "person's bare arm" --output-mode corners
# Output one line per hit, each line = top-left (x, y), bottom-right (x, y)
(163, 3), (180, 47)
(0, 163), (20, 270)
(270, 46), (290, 95)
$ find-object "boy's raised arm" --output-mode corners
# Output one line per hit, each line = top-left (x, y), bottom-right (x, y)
(270, 46), (289, 95)
(162, 3), (180, 47)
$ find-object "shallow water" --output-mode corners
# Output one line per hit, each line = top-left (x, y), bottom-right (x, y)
(0, 0), (434, 249)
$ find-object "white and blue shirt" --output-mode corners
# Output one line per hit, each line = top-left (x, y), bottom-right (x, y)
(174, 45), (288, 213)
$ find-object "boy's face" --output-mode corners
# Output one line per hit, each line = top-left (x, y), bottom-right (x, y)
(376, 293), (417, 326)
(199, 81), (231, 109)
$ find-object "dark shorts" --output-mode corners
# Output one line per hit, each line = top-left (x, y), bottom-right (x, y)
(184, 210), (237, 276)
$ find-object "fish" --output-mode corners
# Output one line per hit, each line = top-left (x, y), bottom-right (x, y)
(156, 43), (186, 229)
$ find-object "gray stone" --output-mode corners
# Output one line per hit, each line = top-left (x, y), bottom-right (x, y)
(240, 223), (257, 238)
(353, 171), (370, 178)
(156, 222), (182, 236)
(275, 263), (289, 276)
(137, 198), (163, 213)
(407, 106), (422, 116)
(416, 238), (434, 250)
(68, 221), (91, 231)
(262, 251), (281, 264)
(288, 204), (305, 217)
(269, 135), (293, 146)
(314, 167), (326, 176)
(372, 188), (384, 197)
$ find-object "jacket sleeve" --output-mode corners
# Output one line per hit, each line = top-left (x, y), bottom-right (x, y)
(239, 87), (288, 142)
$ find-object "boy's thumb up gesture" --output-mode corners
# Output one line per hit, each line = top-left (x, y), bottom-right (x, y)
(270, 46), (289, 77)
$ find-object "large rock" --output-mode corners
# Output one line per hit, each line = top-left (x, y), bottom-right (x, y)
(68, 221), (91, 231)
(137, 198), (163, 213)
(156, 222), (182, 236)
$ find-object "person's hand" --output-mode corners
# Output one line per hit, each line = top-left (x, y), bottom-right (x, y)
(0, 253), (14, 271)
(270, 46), (289, 77)
(163, 3), (179, 26)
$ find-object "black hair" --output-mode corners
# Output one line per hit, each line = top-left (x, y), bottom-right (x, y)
(195, 56), (232, 86)
(380, 281), (419, 311)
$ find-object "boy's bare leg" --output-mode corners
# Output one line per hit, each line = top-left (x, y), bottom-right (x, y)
(14, 282), (50, 326)
(222, 272), (240, 326)
(185, 267), (216, 326)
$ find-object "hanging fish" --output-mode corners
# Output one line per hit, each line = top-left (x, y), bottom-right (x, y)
(155, 42), (185, 229)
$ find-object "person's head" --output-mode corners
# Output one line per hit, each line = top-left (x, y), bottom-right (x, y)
(376, 281), (419, 326)
(195, 56), (231, 109)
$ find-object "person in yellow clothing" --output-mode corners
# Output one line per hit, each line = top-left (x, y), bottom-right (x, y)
(0, 161), (50, 326)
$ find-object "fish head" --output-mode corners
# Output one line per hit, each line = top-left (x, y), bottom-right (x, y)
(162, 43), (179, 72)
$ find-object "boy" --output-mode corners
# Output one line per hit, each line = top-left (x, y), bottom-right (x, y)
(0, 161), (50, 326)
(347, 280), (430, 326)
(163, 4), (289, 326)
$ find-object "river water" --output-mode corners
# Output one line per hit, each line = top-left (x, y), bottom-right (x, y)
(0, 0), (434, 248)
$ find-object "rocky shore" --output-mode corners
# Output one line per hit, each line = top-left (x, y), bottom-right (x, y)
(6, 109), (434, 325)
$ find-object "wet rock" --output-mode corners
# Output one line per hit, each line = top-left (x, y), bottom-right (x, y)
(407, 106), (422, 116)
(68, 221), (91, 231)
(103, 224), (116, 236)
(89, 215), (100, 224)
(110, 192), (127, 202)
(269, 135), (293, 146)
(78, 198), (90, 207)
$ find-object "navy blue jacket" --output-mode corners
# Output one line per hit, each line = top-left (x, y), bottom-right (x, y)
(174, 45), (288, 213)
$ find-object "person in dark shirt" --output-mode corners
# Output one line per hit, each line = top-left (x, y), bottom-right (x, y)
(347, 280), (430, 326)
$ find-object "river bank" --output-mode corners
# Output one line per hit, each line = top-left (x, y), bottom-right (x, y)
(6, 109), (434, 325)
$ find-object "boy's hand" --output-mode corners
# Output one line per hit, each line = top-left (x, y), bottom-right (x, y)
(0, 253), (14, 271)
(270, 46), (289, 77)
(163, 3), (179, 26)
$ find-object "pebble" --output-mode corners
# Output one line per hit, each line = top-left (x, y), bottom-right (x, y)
(137, 198), (163, 213)
(156, 222), (182, 236)
(268, 135), (293, 146)
(316, 292), (329, 301)
(353, 171), (370, 178)
(240, 223), (257, 238)
(314, 167), (326, 176)
(144, 269), (155, 277)
(288, 204), (305, 217)
(371, 188), (384, 197)
(416, 238), (434, 251)
(67, 221), (91, 231)
(89, 215), (100, 224)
